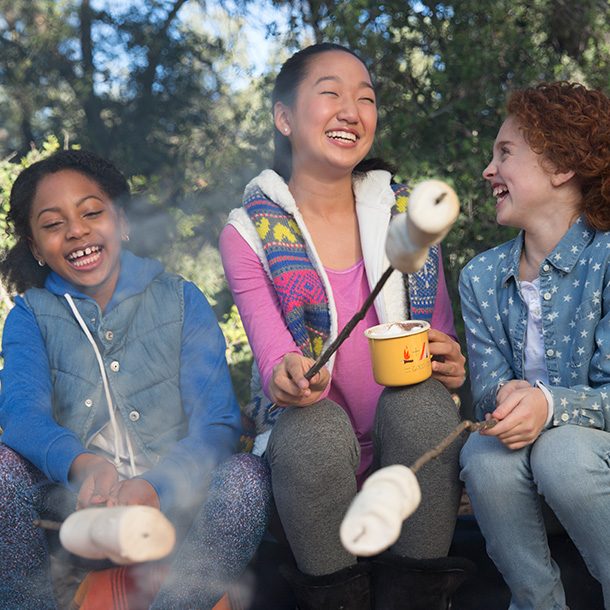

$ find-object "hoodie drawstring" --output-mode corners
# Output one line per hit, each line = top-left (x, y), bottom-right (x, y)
(64, 293), (137, 478)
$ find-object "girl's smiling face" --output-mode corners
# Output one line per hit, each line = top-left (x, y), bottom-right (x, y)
(482, 115), (562, 230)
(275, 50), (378, 178)
(28, 169), (127, 308)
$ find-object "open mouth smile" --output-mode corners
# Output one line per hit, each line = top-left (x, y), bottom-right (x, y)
(326, 130), (358, 143)
(67, 245), (103, 268)
(492, 184), (509, 203)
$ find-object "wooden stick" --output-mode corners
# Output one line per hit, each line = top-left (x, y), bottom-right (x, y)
(269, 265), (395, 413)
(410, 419), (497, 474)
(305, 264), (395, 380)
(33, 519), (62, 531)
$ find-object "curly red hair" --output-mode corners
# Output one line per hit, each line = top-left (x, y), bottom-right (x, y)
(507, 81), (610, 231)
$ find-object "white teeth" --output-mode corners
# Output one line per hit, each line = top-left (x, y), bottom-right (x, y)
(327, 130), (357, 142)
(68, 245), (101, 262)
(493, 185), (508, 197)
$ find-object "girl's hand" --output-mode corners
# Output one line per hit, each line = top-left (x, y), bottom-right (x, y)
(428, 329), (466, 390)
(496, 379), (530, 403)
(70, 454), (120, 509)
(108, 479), (160, 509)
(268, 352), (330, 407)
(482, 385), (548, 450)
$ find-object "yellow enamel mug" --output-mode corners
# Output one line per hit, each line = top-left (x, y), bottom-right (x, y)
(364, 321), (432, 386)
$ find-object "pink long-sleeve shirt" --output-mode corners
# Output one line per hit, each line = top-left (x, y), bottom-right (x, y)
(220, 224), (456, 478)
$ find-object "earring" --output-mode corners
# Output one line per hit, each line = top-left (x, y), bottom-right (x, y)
(122, 234), (130, 242)
(284, 127), (289, 134)
(38, 259), (45, 267)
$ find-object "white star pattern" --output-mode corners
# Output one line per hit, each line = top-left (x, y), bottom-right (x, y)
(461, 228), (609, 427)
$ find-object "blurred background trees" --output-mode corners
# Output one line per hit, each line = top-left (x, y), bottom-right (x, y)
(1, 0), (608, 401)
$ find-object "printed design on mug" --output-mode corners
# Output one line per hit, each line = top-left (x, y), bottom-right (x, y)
(402, 340), (429, 365)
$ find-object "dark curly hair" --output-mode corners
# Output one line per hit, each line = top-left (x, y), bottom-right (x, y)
(507, 81), (610, 231)
(0, 149), (131, 294)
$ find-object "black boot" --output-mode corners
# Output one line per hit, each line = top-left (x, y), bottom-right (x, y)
(280, 562), (372, 610)
(372, 553), (475, 610)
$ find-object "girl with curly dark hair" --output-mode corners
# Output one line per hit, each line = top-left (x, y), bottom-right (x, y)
(0, 149), (270, 609)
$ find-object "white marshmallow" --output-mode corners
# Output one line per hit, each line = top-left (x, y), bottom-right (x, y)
(59, 506), (176, 565)
(386, 180), (460, 274)
(340, 465), (421, 556)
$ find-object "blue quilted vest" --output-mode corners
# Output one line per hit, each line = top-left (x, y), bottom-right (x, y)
(24, 272), (185, 464)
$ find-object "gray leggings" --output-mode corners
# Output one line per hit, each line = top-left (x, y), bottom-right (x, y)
(265, 378), (464, 576)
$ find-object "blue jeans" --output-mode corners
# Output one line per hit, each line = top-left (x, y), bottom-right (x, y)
(460, 426), (610, 610)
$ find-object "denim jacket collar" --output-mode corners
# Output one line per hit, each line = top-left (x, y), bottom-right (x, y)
(502, 216), (593, 285)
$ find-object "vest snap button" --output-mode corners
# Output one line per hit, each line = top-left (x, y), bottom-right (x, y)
(105, 330), (114, 341)
(84, 399), (93, 408)
(110, 361), (120, 372)
(129, 410), (140, 422)
(561, 412), (569, 422)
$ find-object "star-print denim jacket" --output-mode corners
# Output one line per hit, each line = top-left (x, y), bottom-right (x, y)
(459, 217), (610, 429)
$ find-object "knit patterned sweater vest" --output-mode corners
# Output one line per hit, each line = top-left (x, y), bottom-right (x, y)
(243, 182), (439, 360)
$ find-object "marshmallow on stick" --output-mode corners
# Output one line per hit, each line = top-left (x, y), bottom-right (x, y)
(59, 506), (176, 565)
(340, 420), (496, 557)
(339, 465), (420, 557)
(386, 179), (460, 274)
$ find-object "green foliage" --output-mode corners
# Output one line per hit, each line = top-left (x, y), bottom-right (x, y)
(0, 135), (65, 344)
(0, 0), (609, 400)
(0, 135), (62, 238)
(219, 304), (253, 406)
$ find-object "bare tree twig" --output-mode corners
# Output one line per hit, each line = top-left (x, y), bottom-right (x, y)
(410, 419), (497, 473)
(33, 519), (62, 531)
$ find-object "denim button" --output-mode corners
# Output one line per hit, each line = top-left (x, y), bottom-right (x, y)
(542, 264), (550, 272)
(110, 361), (120, 372)
(84, 398), (93, 408)
(129, 410), (140, 422)
(561, 413), (569, 422)
(546, 349), (554, 357)
(105, 330), (114, 341)
(543, 293), (552, 301)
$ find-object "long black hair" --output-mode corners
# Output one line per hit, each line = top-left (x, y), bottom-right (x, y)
(0, 149), (131, 294)
(271, 43), (395, 180)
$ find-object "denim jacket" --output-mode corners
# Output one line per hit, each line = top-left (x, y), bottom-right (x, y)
(459, 217), (610, 430)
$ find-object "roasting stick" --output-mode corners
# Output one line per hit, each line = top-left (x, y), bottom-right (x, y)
(34, 519), (62, 531)
(341, 419), (497, 556)
(268, 180), (460, 414)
